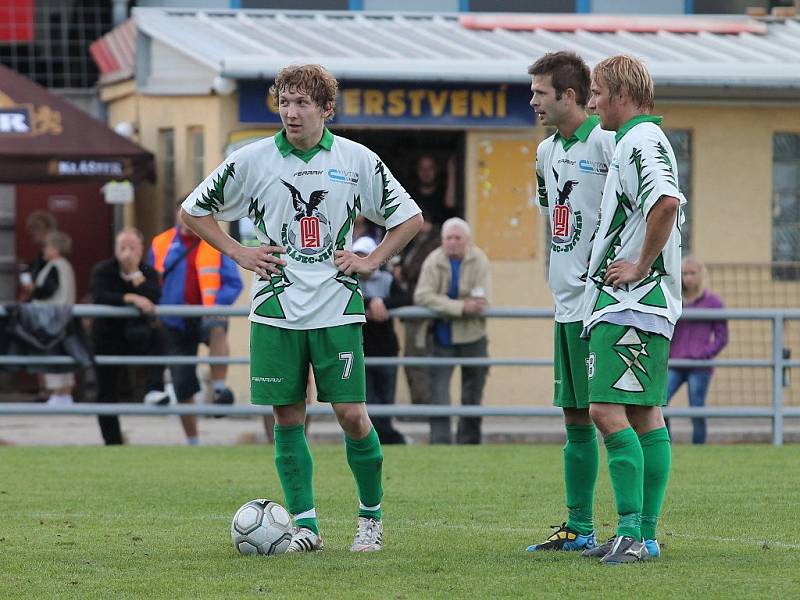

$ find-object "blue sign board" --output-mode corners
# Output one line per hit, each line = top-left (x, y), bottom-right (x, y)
(239, 80), (535, 128)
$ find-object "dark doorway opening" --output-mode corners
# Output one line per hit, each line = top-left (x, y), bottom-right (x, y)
(333, 128), (466, 221)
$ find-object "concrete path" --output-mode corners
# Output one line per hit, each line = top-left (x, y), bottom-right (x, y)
(1, 413), (797, 446)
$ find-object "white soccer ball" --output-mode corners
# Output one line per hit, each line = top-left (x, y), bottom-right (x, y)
(231, 499), (293, 556)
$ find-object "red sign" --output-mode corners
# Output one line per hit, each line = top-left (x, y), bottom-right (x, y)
(300, 217), (321, 248)
(0, 1), (34, 43)
(553, 204), (570, 237)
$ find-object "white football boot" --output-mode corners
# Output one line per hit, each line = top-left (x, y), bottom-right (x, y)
(349, 517), (383, 552)
(286, 527), (324, 553)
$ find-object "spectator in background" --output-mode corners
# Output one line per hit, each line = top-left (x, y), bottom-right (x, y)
(414, 217), (491, 444)
(90, 228), (163, 445)
(666, 255), (728, 444)
(395, 154), (457, 412)
(149, 203), (244, 445)
(395, 216), (441, 411)
(353, 214), (383, 243)
(19, 210), (58, 302)
(409, 154), (457, 229)
(355, 236), (411, 445)
(32, 230), (76, 406)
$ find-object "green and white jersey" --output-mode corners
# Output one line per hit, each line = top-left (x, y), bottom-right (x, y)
(536, 115), (616, 322)
(582, 116), (686, 335)
(182, 129), (421, 330)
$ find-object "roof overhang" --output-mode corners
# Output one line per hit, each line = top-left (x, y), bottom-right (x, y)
(222, 56), (800, 90)
(130, 8), (800, 99)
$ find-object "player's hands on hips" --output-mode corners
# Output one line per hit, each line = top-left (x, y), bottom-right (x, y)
(334, 250), (378, 277)
(233, 245), (287, 279)
(604, 260), (647, 290)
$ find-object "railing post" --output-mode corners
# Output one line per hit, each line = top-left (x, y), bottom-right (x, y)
(772, 315), (785, 446)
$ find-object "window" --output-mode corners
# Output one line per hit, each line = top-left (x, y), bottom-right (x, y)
(772, 133), (800, 280)
(188, 126), (205, 188)
(664, 129), (692, 254)
(0, 1), (112, 88)
(158, 128), (175, 230)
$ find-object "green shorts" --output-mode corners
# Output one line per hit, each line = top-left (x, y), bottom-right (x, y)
(250, 323), (366, 406)
(587, 322), (669, 406)
(553, 321), (590, 409)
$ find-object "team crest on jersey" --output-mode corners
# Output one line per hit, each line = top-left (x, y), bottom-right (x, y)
(280, 179), (334, 263)
(551, 170), (583, 253)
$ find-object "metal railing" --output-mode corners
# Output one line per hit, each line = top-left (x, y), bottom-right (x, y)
(1, 304), (798, 444)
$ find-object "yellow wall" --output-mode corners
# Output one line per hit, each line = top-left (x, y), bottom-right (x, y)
(464, 128), (554, 406)
(658, 103), (800, 263)
(102, 87), (800, 408)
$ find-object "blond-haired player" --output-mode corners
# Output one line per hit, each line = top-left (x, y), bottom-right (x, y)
(581, 55), (685, 564)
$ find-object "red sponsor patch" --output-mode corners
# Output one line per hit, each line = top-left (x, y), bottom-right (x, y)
(300, 216), (321, 248)
(553, 204), (571, 237)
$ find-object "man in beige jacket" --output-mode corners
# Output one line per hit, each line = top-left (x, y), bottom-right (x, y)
(414, 217), (491, 444)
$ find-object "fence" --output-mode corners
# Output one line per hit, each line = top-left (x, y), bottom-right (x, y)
(705, 262), (800, 409)
(1, 304), (799, 445)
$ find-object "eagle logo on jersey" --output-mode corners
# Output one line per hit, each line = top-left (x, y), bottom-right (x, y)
(279, 180), (334, 262)
(281, 179), (328, 221)
(551, 169), (582, 252)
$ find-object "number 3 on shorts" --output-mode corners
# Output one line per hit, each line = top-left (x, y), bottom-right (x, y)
(339, 351), (354, 380)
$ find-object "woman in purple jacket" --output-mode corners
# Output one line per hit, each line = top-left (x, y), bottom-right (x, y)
(667, 256), (729, 444)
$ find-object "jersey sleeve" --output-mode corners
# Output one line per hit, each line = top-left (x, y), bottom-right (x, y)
(182, 150), (250, 222)
(622, 131), (686, 218)
(535, 142), (549, 216)
(361, 153), (421, 230)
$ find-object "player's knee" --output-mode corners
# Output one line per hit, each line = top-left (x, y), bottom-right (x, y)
(273, 403), (306, 427)
(588, 403), (622, 433)
(627, 405), (665, 433)
(563, 407), (592, 426)
(335, 404), (370, 436)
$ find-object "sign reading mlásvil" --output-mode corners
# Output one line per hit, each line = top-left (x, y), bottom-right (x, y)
(239, 81), (535, 128)
(48, 159), (130, 177)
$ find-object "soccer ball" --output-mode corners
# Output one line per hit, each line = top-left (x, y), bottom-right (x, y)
(231, 499), (293, 556)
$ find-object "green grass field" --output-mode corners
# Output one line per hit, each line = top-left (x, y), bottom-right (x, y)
(1, 444), (798, 599)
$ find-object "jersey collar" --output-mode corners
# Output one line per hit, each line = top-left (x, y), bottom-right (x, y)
(554, 115), (600, 152)
(614, 115), (663, 143)
(274, 127), (334, 163)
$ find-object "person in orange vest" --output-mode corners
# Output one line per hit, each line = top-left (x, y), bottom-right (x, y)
(148, 202), (243, 444)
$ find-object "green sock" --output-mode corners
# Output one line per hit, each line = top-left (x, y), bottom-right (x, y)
(274, 424), (319, 534)
(639, 427), (671, 541)
(345, 427), (384, 521)
(604, 427), (644, 540)
(563, 424), (599, 535)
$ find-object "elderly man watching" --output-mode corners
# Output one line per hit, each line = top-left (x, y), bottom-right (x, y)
(89, 227), (163, 445)
(414, 217), (491, 444)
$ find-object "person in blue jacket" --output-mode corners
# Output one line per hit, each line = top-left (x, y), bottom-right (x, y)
(149, 203), (243, 444)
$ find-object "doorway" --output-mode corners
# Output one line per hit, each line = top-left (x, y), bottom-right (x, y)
(333, 128), (466, 218)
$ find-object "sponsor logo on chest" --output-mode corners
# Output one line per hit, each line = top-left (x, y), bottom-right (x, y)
(551, 177), (583, 253)
(327, 168), (359, 185)
(279, 179), (334, 263)
(578, 159), (609, 175)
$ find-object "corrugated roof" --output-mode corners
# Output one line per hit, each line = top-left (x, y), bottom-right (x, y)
(132, 9), (800, 92)
(90, 18), (136, 84)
